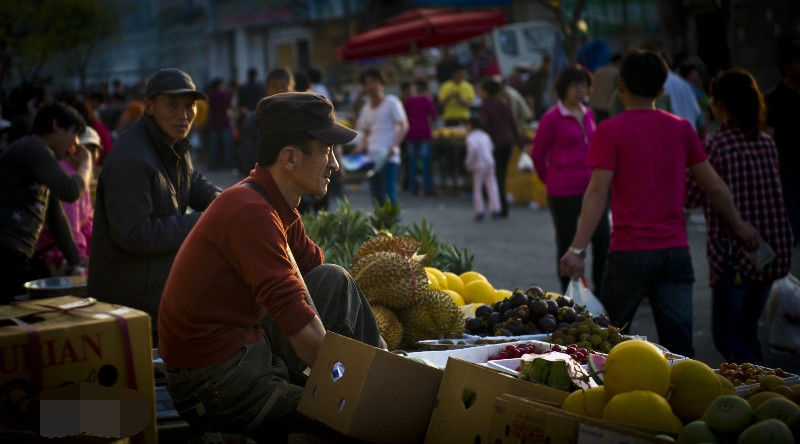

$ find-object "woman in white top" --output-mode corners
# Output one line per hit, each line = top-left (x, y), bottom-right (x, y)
(354, 68), (409, 205)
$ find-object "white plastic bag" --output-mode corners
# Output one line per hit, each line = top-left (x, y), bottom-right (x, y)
(766, 274), (800, 353)
(517, 151), (534, 172)
(566, 277), (606, 316)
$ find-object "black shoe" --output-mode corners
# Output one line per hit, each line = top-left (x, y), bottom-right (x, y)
(474, 213), (484, 222)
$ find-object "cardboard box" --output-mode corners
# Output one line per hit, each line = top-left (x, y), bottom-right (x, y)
(424, 357), (569, 444)
(490, 394), (670, 444)
(298, 332), (443, 444)
(490, 393), (579, 444)
(0, 296), (155, 443)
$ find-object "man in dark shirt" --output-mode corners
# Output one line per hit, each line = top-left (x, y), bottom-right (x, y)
(88, 68), (221, 343)
(765, 33), (800, 245)
(0, 102), (92, 302)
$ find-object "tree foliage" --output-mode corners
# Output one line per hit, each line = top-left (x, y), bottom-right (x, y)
(0, 0), (129, 90)
(535, 0), (588, 64)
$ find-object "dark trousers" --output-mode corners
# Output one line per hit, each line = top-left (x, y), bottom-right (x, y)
(0, 247), (30, 304)
(494, 144), (513, 217)
(601, 248), (696, 357)
(711, 257), (773, 365)
(165, 264), (382, 441)
(547, 194), (610, 293)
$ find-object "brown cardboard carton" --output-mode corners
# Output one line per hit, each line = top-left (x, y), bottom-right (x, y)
(298, 332), (443, 444)
(424, 357), (569, 444)
(491, 393), (579, 444)
(490, 394), (670, 444)
(0, 296), (155, 443)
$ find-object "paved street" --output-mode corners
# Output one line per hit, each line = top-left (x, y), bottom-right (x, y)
(202, 167), (800, 374)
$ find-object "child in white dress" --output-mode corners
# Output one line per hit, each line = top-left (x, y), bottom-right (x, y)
(464, 117), (501, 221)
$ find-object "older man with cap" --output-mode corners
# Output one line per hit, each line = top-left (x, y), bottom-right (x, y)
(88, 68), (222, 344)
(157, 92), (385, 440)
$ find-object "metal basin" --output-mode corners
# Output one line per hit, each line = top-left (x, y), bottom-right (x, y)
(24, 275), (88, 299)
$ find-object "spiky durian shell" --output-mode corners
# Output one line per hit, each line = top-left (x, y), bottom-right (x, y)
(371, 304), (404, 351)
(397, 289), (465, 349)
(352, 232), (421, 265)
(350, 251), (428, 310)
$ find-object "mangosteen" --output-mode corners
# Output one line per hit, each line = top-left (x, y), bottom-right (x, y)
(465, 317), (483, 333)
(536, 314), (557, 333)
(508, 291), (529, 308)
(525, 286), (545, 299)
(562, 307), (577, 323)
(555, 295), (571, 307)
(493, 300), (503, 312)
(502, 308), (517, 322)
(508, 320), (526, 335)
(592, 315), (610, 328)
(556, 321), (571, 331)
(475, 304), (494, 318)
(528, 299), (549, 317)
(514, 305), (530, 322)
(485, 311), (500, 329)
(546, 299), (559, 316)
(498, 299), (512, 315)
(527, 327), (542, 335)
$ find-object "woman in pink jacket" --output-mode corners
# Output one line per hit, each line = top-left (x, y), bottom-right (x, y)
(33, 127), (102, 276)
(532, 64), (610, 293)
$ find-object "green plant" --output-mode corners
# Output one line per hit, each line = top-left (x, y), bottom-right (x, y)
(302, 197), (473, 272)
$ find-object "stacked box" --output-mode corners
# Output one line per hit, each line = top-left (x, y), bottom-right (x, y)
(424, 357), (568, 444)
(0, 296), (155, 443)
(298, 332), (443, 444)
(489, 394), (670, 444)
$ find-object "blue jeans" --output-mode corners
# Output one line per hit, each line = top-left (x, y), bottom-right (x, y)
(600, 248), (696, 357)
(406, 140), (433, 194)
(711, 257), (773, 364)
(164, 264), (382, 440)
(369, 162), (399, 206)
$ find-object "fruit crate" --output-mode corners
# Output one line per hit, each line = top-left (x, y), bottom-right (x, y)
(713, 364), (800, 396)
(416, 334), (548, 350)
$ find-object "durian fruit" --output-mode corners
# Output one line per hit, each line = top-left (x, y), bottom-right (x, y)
(352, 232), (421, 265)
(350, 251), (428, 310)
(371, 304), (403, 351)
(397, 289), (465, 349)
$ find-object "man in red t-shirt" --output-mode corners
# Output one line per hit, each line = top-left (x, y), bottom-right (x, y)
(158, 92), (385, 440)
(559, 51), (759, 358)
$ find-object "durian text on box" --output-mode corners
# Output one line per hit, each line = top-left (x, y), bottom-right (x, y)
(0, 296), (156, 443)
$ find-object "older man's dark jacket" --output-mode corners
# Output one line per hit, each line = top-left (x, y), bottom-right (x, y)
(88, 114), (220, 342)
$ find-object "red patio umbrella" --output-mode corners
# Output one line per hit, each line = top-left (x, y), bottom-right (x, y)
(337, 8), (507, 62)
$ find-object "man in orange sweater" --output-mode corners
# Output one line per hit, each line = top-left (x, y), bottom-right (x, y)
(158, 92), (385, 440)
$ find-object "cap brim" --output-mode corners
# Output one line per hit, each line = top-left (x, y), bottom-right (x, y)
(309, 122), (358, 145)
(156, 89), (209, 101)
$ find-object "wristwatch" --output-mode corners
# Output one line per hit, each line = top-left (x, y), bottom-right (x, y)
(568, 247), (587, 259)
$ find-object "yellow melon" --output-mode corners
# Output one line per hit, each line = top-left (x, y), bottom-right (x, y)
(425, 267), (447, 290)
(602, 390), (683, 434)
(562, 386), (607, 418)
(459, 271), (489, 286)
(442, 289), (465, 307)
(461, 280), (496, 305)
(603, 340), (670, 398)
(442, 272), (464, 295)
(668, 359), (724, 422)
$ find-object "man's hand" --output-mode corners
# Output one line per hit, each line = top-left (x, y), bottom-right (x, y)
(559, 252), (585, 280)
(71, 144), (91, 165)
